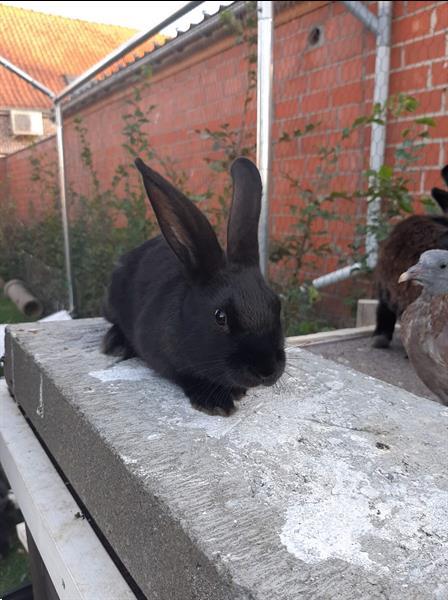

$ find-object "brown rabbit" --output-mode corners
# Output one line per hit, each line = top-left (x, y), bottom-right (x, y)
(373, 165), (448, 348)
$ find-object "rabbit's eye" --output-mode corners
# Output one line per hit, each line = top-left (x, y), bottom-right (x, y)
(214, 308), (227, 326)
(440, 263), (447, 269)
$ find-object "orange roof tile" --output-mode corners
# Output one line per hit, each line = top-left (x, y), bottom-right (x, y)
(0, 3), (160, 109)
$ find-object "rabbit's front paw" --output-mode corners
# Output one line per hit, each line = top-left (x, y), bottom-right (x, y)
(189, 385), (236, 416)
(180, 376), (244, 416)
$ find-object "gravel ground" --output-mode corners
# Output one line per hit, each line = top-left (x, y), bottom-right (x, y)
(306, 332), (440, 403)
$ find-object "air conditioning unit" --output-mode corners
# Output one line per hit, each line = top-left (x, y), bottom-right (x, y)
(10, 110), (44, 136)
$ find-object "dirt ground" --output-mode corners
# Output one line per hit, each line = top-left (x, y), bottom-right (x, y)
(306, 332), (439, 403)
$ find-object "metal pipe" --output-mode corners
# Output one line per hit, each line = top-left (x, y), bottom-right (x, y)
(312, 263), (362, 290)
(54, 103), (76, 315)
(0, 55), (55, 99)
(310, 0), (392, 288)
(3, 279), (43, 319)
(256, 1), (274, 277)
(55, 1), (204, 103)
(365, 0), (392, 269)
(341, 1), (379, 34)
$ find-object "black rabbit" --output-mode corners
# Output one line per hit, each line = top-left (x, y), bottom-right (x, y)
(103, 157), (285, 415)
(373, 164), (448, 348)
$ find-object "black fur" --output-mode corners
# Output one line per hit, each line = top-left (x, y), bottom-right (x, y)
(0, 467), (22, 558)
(103, 157), (285, 415)
(374, 164), (448, 348)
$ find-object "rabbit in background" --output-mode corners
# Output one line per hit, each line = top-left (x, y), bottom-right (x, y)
(103, 157), (285, 416)
(373, 164), (448, 349)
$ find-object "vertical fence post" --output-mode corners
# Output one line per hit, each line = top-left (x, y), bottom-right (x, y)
(256, 1), (274, 277)
(54, 103), (76, 315)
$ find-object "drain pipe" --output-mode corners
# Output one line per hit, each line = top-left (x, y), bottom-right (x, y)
(257, 1), (274, 277)
(313, 1), (392, 289)
(365, 0), (392, 269)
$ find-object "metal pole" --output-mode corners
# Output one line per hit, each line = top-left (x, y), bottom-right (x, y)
(256, 1), (274, 277)
(0, 56), (76, 310)
(0, 55), (55, 99)
(54, 103), (75, 314)
(365, 0), (392, 269)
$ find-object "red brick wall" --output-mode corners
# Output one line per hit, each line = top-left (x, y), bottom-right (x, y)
(2, 1), (447, 324)
(2, 135), (56, 218)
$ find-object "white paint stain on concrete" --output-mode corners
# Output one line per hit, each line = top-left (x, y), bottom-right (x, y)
(280, 456), (448, 578)
(36, 374), (44, 418)
(89, 360), (155, 383)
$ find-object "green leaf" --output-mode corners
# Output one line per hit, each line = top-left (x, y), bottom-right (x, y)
(378, 164), (393, 179)
(279, 132), (291, 142)
(414, 116), (436, 127)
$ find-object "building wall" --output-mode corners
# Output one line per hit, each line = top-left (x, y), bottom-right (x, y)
(2, 1), (447, 324)
(2, 135), (57, 217)
(0, 109), (55, 157)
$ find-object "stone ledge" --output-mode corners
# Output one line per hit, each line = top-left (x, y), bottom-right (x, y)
(4, 319), (448, 599)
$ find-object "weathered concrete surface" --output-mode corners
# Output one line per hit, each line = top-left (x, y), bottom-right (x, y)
(4, 319), (448, 600)
(308, 332), (439, 403)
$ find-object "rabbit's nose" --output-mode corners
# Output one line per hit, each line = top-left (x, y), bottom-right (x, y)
(250, 363), (277, 381)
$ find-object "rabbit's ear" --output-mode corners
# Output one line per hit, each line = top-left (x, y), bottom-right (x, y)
(431, 188), (448, 214)
(135, 158), (225, 279)
(227, 157), (262, 266)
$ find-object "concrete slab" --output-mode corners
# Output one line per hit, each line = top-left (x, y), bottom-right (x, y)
(307, 332), (439, 403)
(4, 319), (448, 600)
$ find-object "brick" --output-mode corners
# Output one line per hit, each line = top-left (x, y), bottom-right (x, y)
(301, 91), (330, 113)
(276, 55), (302, 80)
(386, 120), (437, 146)
(393, 2), (408, 18)
(302, 45), (327, 71)
(434, 2), (448, 31)
(274, 138), (299, 159)
(281, 75), (308, 98)
(390, 46), (404, 70)
(339, 57), (363, 83)
(407, 1), (439, 13)
(392, 11), (431, 44)
(403, 33), (445, 65)
(431, 61), (448, 87)
(412, 141), (441, 165)
(409, 89), (444, 114)
(307, 66), (339, 90)
(325, 11), (363, 42)
(337, 105), (368, 129)
(389, 65), (429, 94)
(427, 115), (448, 139)
(338, 150), (364, 173)
(327, 35), (363, 63)
(278, 30), (308, 57)
(331, 82), (363, 106)
(423, 167), (447, 192)
(276, 99), (300, 120)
